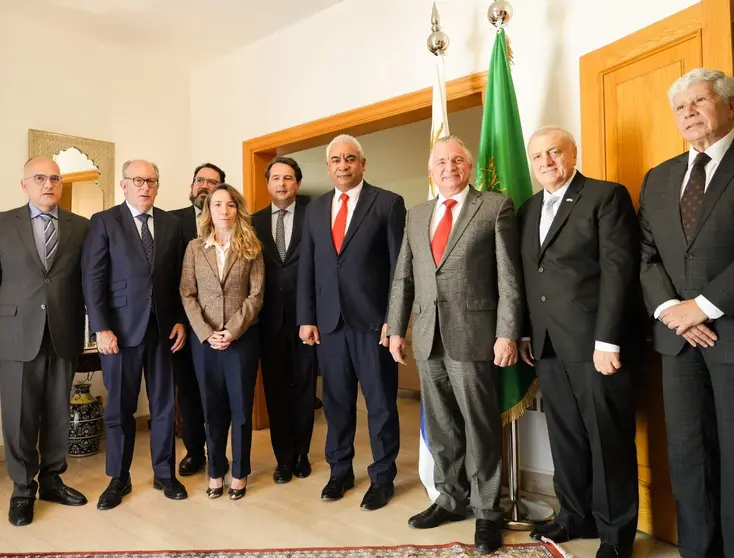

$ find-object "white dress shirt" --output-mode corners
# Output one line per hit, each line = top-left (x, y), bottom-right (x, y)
(204, 234), (230, 280)
(271, 201), (296, 251)
(429, 185), (471, 239)
(538, 172), (575, 244)
(522, 171), (619, 353)
(126, 200), (155, 239)
(653, 128), (734, 322)
(331, 180), (364, 233)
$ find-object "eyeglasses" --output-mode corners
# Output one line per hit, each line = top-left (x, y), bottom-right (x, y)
(124, 176), (159, 187)
(24, 174), (62, 186)
(193, 177), (220, 187)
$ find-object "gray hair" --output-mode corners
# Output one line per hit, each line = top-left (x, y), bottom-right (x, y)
(667, 68), (734, 106)
(122, 159), (160, 180)
(526, 126), (577, 152)
(428, 135), (474, 168)
(326, 134), (364, 160)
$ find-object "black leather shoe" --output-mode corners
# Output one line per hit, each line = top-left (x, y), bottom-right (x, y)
(97, 476), (132, 510)
(320, 473), (355, 501)
(408, 503), (465, 529)
(530, 521), (598, 542)
(597, 542), (632, 558)
(360, 482), (394, 510)
(293, 454), (311, 478)
(475, 519), (503, 554)
(178, 454), (206, 477)
(273, 464), (293, 484)
(8, 498), (34, 526)
(39, 483), (87, 506)
(153, 476), (188, 500)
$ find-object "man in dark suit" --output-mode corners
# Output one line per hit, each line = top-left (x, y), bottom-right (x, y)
(517, 127), (640, 558)
(82, 159), (188, 510)
(297, 134), (406, 510)
(252, 157), (317, 485)
(169, 162), (225, 476)
(0, 157), (89, 526)
(639, 68), (734, 558)
(387, 136), (522, 554)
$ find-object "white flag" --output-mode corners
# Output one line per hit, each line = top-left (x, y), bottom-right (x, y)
(428, 53), (450, 200)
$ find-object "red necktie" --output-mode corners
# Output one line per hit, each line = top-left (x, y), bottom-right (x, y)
(431, 199), (457, 265)
(332, 193), (349, 254)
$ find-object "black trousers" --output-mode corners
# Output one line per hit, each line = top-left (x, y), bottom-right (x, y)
(190, 326), (259, 480)
(662, 346), (734, 558)
(172, 344), (206, 459)
(535, 349), (638, 547)
(317, 321), (399, 485)
(0, 328), (74, 498)
(260, 322), (316, 466)
(100, 317), (176, 479)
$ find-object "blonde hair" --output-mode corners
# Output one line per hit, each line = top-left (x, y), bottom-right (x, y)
(197, 184), (261, 260)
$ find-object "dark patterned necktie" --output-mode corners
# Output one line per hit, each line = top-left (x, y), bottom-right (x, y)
(275, 209), (287, 261)
(39, 213), (57, 269)
(680, 152), (711, 241)
(136, 214), (154, 265)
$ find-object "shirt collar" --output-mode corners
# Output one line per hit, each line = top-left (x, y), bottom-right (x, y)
(28, 202), (59, 219)
(194, 205), (202, 217)
(334, 180), (364, 201)
(204, 233), (230, 250)
(126, 200), (154, 218)
(436, 184), (471, 207)
(271, 201), (296, 214)
(542, 170), (577, 203)
(688, 127), (734, 167)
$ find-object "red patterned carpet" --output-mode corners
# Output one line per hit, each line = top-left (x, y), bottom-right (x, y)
(0, 542), (562, 558)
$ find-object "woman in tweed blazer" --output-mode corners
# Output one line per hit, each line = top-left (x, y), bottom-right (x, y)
(180, 184), (264, 500)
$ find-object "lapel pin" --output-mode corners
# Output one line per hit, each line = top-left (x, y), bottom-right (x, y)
(565, 198), (574, 202)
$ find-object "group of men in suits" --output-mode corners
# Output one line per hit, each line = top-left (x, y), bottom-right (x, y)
(1, 67), (733, 558)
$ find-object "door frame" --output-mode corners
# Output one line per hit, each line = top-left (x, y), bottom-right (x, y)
(242, 71), (487, 429)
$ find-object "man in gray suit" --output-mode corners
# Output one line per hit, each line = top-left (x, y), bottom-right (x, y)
(387, 136), (522, 554)
(0, 157), (90, 526)
(639, 68), (734, 558)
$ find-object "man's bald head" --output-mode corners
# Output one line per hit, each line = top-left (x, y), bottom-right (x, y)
(21, 156), (64, 212)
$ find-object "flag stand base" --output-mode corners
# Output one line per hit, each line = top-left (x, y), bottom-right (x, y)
(502, 419), (556, 530)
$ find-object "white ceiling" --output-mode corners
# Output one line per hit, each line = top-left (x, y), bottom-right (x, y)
(1, 0), (348, 67)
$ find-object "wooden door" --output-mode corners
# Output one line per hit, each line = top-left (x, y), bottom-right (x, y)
(580, 0), (734, 544)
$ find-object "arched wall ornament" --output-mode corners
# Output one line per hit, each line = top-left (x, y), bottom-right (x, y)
(28, 129), (115, 210)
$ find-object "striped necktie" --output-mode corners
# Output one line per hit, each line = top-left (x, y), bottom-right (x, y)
(39, 213), (58, 269)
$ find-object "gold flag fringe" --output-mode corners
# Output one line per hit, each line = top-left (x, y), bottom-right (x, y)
(500, 379), (540, 426)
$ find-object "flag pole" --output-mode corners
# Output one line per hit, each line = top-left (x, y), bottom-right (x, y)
(484, 0), (555, 530)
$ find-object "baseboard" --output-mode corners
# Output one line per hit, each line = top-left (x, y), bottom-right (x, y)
(520, 468), (555, 497)
(0, 414), (151, 464)
(398, 388), (421, 401)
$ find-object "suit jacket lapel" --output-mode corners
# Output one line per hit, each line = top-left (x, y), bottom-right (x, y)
(152, 207), (169, 273)
(539, 173), (585, 259)
(14, 207), (45, 273)
(321, 191), (337, 256)
(221, 251), (237, 283)
(687, 144), (734, 246)
(200, 242), (220, 280)
(118, 203), (149, 268)
(47, 209), (72, 273)
(438, 187), (482, 269)
(340, 183), (377, 255)
(283, 203), (304, 263)
(524, 193), (543, 262)
(257, 208), (280, 264)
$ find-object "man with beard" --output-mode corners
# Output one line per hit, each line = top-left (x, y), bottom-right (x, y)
(169, 163), (225, 476)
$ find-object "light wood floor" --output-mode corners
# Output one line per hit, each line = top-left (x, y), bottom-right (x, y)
(0, 397), (678, 556)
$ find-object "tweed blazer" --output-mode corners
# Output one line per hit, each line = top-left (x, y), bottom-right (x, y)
(387, 186), (523, 362)
(180, 237), (264, 343)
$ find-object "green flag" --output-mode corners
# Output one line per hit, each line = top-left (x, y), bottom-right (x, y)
(475, 29), (538, 425)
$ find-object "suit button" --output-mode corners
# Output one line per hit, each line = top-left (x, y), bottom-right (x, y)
(45, 279), (51, 283)
(538, 267), (544, 273)
(541, 296), (547, 302)
(436, 270), (442, 276)
(41, 304), (46, 310)
(685, 253), (694, 259)
(280, 288), (284, 292)
(336, 264), (342, 269)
